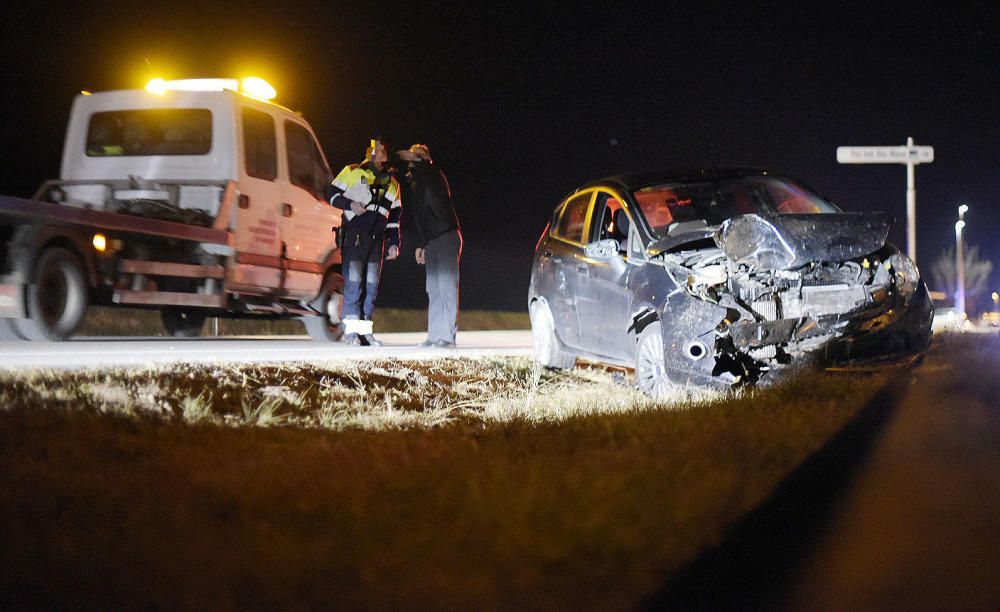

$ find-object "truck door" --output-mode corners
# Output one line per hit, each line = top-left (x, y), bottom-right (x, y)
(279, 119), (339, 297)
(233, 107), (283, 290)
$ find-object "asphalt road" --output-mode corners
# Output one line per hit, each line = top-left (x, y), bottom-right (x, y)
(0, 330), (534, 369)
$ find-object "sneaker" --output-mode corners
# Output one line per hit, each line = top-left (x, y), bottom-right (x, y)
(417, 339), (436, 348)
(343, 333), (362, 346)
(361, 334), (383, 347)
(434, 340), (457, 349)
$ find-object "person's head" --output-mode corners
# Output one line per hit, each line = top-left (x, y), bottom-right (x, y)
(365, 140), (388, 167)
(397, 143), (432, 167)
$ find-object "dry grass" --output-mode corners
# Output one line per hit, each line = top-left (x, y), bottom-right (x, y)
(0, 356), (889, 609)
(76, 306), (529, 337)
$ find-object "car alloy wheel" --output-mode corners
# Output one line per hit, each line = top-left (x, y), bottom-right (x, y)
(635, 322), (677, 400)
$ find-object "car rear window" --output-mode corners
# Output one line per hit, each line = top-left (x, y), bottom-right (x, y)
(86, 109), (212, 157)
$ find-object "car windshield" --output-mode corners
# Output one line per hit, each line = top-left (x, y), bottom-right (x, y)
(632, 176), (840, 238)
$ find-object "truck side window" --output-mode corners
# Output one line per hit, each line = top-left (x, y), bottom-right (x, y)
(285, 121), (329, 199)
(242, 108), (277, 180)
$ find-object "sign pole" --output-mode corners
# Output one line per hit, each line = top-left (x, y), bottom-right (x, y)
(906, 137), (917, 261)
(836, 138), (934, 265)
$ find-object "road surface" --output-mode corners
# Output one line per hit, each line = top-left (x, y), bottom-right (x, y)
(0, 330), (534, 369)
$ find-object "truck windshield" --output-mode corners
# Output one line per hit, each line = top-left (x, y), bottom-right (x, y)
(86, 109), (212, 157)
(633, 176), (840, 238)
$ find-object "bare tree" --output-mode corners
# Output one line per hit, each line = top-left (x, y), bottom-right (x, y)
(930, 244), (994, 300)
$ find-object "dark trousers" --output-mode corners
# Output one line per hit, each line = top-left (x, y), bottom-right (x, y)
(342, 223), (384, 321)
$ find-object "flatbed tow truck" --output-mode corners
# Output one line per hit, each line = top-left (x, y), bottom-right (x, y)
(0, 77), (346, 341)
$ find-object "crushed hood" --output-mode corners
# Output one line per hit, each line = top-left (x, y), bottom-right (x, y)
(714, 212), (892, 270)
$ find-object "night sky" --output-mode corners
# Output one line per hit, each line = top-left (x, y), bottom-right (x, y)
(2, 2), (998, 311)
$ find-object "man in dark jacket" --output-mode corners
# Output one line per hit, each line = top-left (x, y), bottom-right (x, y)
(398, 144), (462, 348)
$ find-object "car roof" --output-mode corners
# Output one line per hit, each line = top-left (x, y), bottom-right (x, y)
(583, 167), (772, 192)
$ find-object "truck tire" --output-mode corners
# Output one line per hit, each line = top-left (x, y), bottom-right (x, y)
(161, 308), (207, 338)
(0, 318), (24, 341)
(304, 272), (345, 342)
(529, 299), (576, 369)
(15, 247), (88, 341)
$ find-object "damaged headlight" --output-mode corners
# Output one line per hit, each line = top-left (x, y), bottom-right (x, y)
(888, 253), (919, 297)
(715, 215), (796, 270)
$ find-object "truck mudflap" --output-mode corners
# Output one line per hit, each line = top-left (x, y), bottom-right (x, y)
(0, 280), (25, 318)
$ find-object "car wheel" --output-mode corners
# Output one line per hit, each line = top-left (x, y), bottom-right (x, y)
(15, 247), (88, 341)
(635, 322), (678, 400)
(304, 272), (345, 342)
(529, 299), (575, 369)
(161, 308), (207, 338)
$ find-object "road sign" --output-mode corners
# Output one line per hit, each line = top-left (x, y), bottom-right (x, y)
(836, 137), (933, 264)
(836, 145), (934, 164)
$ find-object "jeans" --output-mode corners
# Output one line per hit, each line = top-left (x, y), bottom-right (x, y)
(342, 224), (383, 321)
(424, 229), (462, 343)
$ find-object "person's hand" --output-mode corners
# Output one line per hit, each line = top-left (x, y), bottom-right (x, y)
(386, 245), (399, 260)
(415, 247), (425, 265)
(350, 201), (367, 216)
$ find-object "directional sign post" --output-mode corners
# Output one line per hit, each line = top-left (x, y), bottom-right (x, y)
(837, 137), (934, 263)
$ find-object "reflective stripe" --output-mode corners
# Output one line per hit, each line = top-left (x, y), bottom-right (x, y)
(343, 318), (373, 335)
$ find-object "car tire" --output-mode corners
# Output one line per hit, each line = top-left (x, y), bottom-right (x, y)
(635, 322), (678, 400)
(15, 247), (88, 341)
(161, 308), (207, 338)
(529, 299), (575, 369)
(304, 272), (345, 342)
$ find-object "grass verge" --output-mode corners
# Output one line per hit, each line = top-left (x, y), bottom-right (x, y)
(0, 358), (888, 609)
(76, 306), (529, 337)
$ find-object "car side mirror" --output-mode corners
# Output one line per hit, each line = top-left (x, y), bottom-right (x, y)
(584, 238), (622, 260)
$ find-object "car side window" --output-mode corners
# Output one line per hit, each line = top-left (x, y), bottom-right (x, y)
(243, 108), (277, 180)
(552, 193), (591, 243)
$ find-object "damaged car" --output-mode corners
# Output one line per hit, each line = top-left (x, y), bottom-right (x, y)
(528, 169), (933, 398)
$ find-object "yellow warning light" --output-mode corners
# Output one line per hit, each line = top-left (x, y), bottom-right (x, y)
(145, 78), (168, 95)
(92, 234), (108, 252)
(240, 77), (277, 101)
(81, 90), (92, 96)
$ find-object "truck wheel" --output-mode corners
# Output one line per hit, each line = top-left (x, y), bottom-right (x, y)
(161, 308), (207, 338)
(529, 299), (576, 369)
(304, 273), (345, 342)
(0, 319), (24, 341)
(15, 247), (88, 341)
(635, 322), (678, 400)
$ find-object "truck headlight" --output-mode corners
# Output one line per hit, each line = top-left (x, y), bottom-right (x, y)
(888, 253), (919, 298)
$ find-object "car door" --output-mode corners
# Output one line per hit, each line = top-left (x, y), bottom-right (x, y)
(279, 119), (340, 297)
(542, 191), (595, 350)
(577, 190), (633, 359)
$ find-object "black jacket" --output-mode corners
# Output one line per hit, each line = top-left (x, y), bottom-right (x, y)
(404, 161), (460, 247)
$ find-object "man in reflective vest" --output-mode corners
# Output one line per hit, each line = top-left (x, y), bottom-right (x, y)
(327, 139), (402, 346)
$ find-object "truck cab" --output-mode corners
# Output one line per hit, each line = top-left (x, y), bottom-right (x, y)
(0, 78), (346, 341)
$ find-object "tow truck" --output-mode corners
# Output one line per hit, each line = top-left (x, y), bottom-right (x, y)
(0, 77), (346, 341)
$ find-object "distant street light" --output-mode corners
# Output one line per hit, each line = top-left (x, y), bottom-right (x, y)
(955, 208), (967, 319)
(993, 291), (999, 309)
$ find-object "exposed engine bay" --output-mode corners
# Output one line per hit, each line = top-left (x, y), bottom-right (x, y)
(652, 212), (931, 385)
